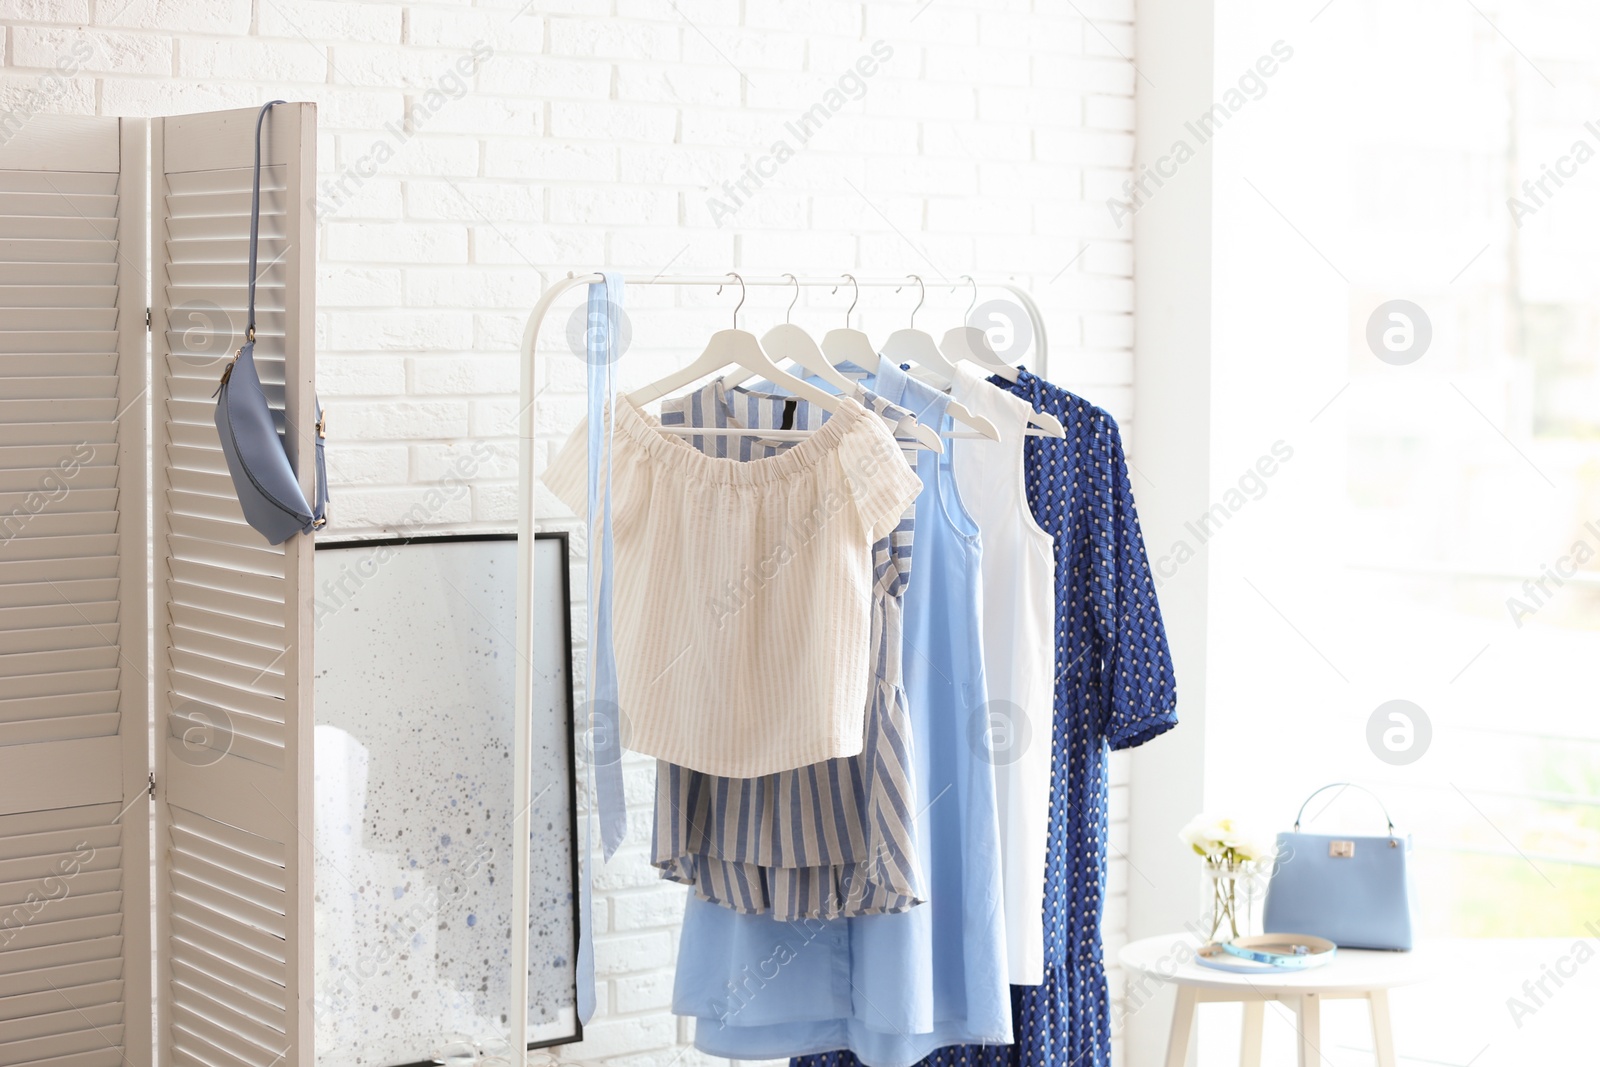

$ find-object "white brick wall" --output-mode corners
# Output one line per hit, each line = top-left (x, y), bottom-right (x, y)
(0, 0), (1137, 1062)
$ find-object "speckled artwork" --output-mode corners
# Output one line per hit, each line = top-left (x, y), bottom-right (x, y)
(313, 535), (579, 1067)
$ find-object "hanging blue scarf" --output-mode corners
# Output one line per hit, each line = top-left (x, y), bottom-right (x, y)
(577, 272), (626, 1022)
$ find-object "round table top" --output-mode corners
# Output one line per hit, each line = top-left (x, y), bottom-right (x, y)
(1118, 933), (1437, 994)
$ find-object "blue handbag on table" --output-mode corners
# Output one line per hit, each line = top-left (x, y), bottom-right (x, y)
(1262, 783), (1415, 951)
(214, 101), (328, 545)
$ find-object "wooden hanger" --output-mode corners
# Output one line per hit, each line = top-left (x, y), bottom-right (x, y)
(880, 275), (961, 384)
(941, 275), (1014, 375)
(629, 273), (941, 451)
(725, 274), (858, 394)
(820, 273), (879, 370)
(940, 275), (1065, 439)
(854, 275), (997, 441)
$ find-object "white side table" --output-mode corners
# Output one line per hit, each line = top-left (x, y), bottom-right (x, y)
(1118, 934), (1434, 1067)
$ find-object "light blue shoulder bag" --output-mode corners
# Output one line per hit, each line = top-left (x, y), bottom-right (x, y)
(1262, 783), (1415, 950)
(214, 100), (328, 545)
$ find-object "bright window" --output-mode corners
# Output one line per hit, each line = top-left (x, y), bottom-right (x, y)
(1201, 0), (1599, 1059)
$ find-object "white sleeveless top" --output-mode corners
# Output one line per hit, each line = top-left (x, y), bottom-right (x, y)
(950, 363), (1058, 985)
(544, 393), (923, 778)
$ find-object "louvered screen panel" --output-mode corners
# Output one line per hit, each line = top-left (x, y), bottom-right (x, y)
(0, 803), (127, 1067)
(152, 103), (317, 1067)
(0, 117), (150, 1067)
(166, 806), (289, 1067)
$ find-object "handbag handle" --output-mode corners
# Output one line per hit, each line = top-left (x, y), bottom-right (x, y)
(1292, 782), (1397, 833)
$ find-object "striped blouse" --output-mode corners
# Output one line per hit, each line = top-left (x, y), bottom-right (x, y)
(651, 379), (925, 919)
(544, 392), (922, 778)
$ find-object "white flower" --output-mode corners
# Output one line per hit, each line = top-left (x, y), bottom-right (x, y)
(1232, 827), (1279, 863)
(1179, 813), (1274, 862)
(1178, 813), (1226, 857)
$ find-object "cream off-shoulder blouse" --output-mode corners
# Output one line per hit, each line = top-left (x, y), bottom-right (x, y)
(544, 392), (922, 779)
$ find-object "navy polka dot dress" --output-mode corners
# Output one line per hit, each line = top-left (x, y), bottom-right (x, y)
(795, 370), (1178, 1067)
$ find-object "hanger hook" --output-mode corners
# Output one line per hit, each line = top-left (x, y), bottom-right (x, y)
(901, 274), (925, 329)
(833, 273), (860, 326)
(783, 273), (799, 324)
(957, 275), (978, 320)
(716, 271), (746, 329)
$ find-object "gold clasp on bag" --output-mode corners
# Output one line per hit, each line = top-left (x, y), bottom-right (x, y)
(1329, 840), (1355, 858)
(213, 348), (243, 395)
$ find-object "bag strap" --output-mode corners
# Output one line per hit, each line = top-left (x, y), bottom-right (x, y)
(1292, 781), (1397, 833)
(248, 101), (327, 529)
(247, 100), (285, 345)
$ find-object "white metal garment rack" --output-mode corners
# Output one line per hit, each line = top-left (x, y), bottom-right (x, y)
(508, 272), (1048, 1056)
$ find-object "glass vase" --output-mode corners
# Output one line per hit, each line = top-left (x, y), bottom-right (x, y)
(1199, 858), (1264, 942)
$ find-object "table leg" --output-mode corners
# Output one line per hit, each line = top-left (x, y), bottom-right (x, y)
(1369, 989), (1398, 1067)
(1163, 986), (1199, 1067)
(1239, 999), (1265, 1067)
(1294, 993), (1323, 1067)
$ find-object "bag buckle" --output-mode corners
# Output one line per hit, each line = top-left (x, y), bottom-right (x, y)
(316, 412), (327, 439)
(1329, 840), (1355, 858)
(214, 349), (243, 396)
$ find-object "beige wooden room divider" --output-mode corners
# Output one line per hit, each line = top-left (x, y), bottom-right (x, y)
(0, 103), (318, 1067)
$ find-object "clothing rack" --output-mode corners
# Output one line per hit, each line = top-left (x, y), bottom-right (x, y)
(509, 272), (1049, 1056)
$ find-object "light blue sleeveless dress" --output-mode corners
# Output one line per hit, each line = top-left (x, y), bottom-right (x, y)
(673, 362), (1012, 1067)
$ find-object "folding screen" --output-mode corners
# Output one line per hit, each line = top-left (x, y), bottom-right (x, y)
(0, 115), (151, 1067)
(150, 102), (319, 1067)
(0, 104), (572, 1067)
(0, 101), (320, 1067)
